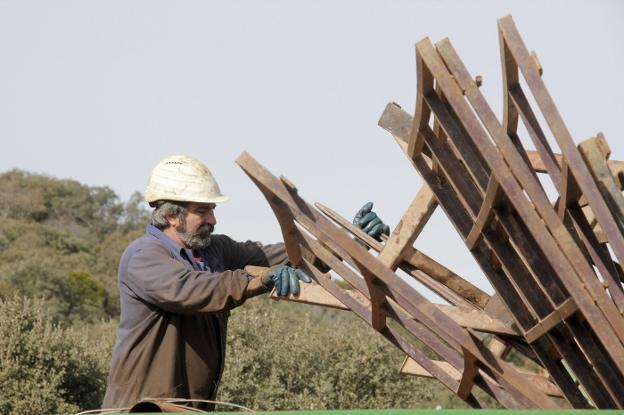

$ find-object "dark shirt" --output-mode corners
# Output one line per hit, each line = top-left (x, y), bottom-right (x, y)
(102, 225), (286, 409)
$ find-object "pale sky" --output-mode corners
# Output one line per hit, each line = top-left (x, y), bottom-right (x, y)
(1, 0), (623, 298)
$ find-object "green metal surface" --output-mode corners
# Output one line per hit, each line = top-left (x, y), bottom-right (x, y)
(118, 410), (624, 415)
(242, 411), (622, 415)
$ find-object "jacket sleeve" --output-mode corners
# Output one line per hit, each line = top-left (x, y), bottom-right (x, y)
(123, 241), (251, 314)
(217, 236), (288, 270)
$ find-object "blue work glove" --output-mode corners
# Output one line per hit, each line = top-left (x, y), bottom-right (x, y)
(264, 265), (312, 296)
(353, 202), (390, 241)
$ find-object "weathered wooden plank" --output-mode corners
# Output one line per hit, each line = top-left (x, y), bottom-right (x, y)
(430, 37), (624, 367)
(419, 113), (558, 318)
(499, 16), (624, 273)
(268, 280), (365, 310)
(378, 101), (623, 190)
(298, 257), (481, 405)
(436, 304), (518, 336)
(237, 151), (558, 408)
(402, 356), (564, 399)
(433, 38), (624, 406)
(524, 298), (577, 343)
(408, 47), (435, 160)
(380, 104), (538, 330)
(315, 201), (491, 310)
(377, 185), (438, 270)
(579, 135), (624, 233)
(466, 177), (503, 249)
(457, 347), (479, 399)
(508, 85), (562, 185)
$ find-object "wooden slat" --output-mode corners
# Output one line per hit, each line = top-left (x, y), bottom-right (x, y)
(401, 357), (563, 398)
(465, 176), (503, 249)
(432, 36), (624, 367)
(435, 33), (624, 407)
(457, 347), (479, 399)
(579, 135), (624, 231)
(524, 298), (577, 343)
(377, 185), (437, 270)
(436, 305), (518, 336)
(499, 16), (624, 273)
(269, 281), (362, 310)
(380, 103), (539, 331)
(236, 151), (558, 409)
(315, 201), (491, 310)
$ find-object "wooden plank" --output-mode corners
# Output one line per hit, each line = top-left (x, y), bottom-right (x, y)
(377, 185), (438, 270)
(436, 304), (519, 336)
(457, 347), (479, 399)
(579, 135), (624, 231)
(508, 85), (562, 185)
(269, 280), (364, 310)
(499, 16), (624, 273)
(379, 101), (624, 184)
(402, 248), (490, 309)
(315, 201), (491, 310)
(557, 160), (582, 219)
(401, 357), (563, 398)
(419, 112), (559, 318)
(408, 49), (435, 160)
(488, 336), (509, 358)
(465, 177), (503, 249)
(567, 204), (624, 311)
(524, 298), (577, 343)
(435, 32), (624, 407)
(297, 257), (478, 405)
(236, 151), (558, 409)
(380, 105), (538, 330)
(431, 37), (624, 367)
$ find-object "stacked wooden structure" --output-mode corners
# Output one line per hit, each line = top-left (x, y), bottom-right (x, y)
(236, 16), (624, 409)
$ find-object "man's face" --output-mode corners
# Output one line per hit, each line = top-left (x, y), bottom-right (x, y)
(175, 202), (217, 250)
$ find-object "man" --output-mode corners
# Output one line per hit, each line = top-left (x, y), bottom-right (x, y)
(103, 154), (387, 410)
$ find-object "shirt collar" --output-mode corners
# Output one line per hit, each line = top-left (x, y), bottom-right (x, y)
(146, 224), (195, 262)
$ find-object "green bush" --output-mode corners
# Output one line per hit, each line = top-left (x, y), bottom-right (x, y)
(0, 296), (114, 415)
(218, 297), (463, 411)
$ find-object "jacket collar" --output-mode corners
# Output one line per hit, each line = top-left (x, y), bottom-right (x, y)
(146, 224), (197, 269)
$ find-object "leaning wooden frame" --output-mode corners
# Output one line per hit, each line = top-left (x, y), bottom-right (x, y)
(236, 15), (624, 409)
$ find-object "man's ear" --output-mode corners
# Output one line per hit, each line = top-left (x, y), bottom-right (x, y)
(165, 214), (179, 228)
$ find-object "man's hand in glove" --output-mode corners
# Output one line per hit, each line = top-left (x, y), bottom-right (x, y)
(264, 265), (312, 296)
(245, 264), (312, 298)
(353, 202), (390, 241)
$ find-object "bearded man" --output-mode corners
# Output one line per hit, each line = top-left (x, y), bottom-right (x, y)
(102, 155), (388, 410)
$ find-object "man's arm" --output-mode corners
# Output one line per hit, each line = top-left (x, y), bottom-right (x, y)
(213, 235), (287, 270)
(122, 241), (251, 314)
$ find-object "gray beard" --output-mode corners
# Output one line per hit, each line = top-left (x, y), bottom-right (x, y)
(176, 221), (214, 250)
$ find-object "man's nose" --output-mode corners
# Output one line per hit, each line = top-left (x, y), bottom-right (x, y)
(206, 211), (217, 226)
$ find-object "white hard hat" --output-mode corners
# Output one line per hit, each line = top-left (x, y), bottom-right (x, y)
(145, 155), (228, 205)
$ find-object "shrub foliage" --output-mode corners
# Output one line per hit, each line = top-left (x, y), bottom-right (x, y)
(219, 298), (462, 411)
(0, 296), (114, 415)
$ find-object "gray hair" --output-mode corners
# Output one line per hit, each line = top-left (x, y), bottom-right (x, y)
(150, 201), (187, 230)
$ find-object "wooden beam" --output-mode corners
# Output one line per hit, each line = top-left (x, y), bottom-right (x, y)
(377, 185), (437, 270)
(401, 357), (563, 398)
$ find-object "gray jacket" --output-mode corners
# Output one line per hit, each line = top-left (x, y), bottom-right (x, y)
(102, 224), (286, 410)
